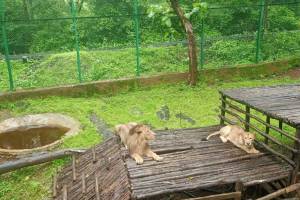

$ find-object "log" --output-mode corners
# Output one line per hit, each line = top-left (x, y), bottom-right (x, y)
(257, 183), (300, 200)
(0, 149), (86, 174)
(182, 192), (241, 200)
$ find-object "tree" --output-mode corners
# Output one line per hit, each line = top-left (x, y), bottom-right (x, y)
(170, 0), (198, 85)
(147, 0), (207, 85)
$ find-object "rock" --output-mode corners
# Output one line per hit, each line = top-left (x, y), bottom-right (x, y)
(175, 113), (196, 125)
(89, 112), (113, 139)
(156, 105), (170, 121)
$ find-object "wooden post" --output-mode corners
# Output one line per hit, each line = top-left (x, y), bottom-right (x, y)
(81, 172), (86, 194)
(95, 174), (100, 200)
(92, 146), (97, 163)
(279, 120), (283, 137)
(220, 94), (226, 125)
(63, 185), (68, 200)
(235, 181), (243, 200)
(291, 128), (300, 184)
(52, 172), (58, 198)
(245, 106), (250, 131)
(72, 154), (76, 181)
(265, 116), (270, 144)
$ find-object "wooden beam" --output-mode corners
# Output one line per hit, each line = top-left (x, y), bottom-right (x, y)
(291, 128), (300, 184)
(265, 116), (270, 144)
(257, 183), (300, 200)
(220, 94), (226, 125)
(183, 192), (241, 200)
(235, 181), (243, 200)
(0, 149), (86, 174)
(245, 106), (250, 131)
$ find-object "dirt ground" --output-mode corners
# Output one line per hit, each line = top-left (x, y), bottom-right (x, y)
(283, 68), (300, 79)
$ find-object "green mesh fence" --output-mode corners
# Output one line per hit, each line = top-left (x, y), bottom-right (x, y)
(0, 0), (300, 92)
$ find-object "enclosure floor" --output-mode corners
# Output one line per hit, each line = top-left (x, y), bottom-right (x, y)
(127, 126), (293, 199)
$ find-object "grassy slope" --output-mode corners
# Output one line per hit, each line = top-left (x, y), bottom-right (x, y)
(0, 46), (188, 92)
(1, 44), (299, 92)
(0, 75), (299, 200)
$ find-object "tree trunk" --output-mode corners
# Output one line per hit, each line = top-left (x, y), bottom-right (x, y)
(170, 0), (198, 86)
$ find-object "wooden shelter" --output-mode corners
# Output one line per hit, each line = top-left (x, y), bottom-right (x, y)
(53, 84), (300, 200)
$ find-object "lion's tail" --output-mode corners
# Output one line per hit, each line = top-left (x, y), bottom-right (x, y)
(206, 131), (221, 140)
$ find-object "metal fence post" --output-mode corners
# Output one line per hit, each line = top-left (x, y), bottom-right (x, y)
(0, 0), (14, 91)
(71, 0), (82, 83)
(200, 18), (205, 69)
(132, 0), (141, 77)
(255, 0), (265, 63)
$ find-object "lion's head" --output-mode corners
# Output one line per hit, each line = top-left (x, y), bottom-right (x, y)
(243, 132), (256, 147)
(130, 124), (156, 141)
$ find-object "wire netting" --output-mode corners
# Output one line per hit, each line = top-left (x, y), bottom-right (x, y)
(0, 0), (299, 92)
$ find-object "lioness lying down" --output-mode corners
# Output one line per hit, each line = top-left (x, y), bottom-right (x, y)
(115, 122), (163, 164)
(206, 125), (260, 154)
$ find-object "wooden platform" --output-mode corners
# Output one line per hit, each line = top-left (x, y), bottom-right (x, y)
(53, 126), (293, 200)
(221, 84), (300, 127)
(127, 126), (292, 199)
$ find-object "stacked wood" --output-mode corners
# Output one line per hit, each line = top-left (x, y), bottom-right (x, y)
(53, 136), (131, 200)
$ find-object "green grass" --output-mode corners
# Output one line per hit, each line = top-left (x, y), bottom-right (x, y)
(0, 46), (188, 92)
(0, 75), (300, 200)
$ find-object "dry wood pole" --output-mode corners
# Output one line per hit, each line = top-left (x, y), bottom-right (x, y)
(170, 0), (198, 86)
(0, 149), (86, 174)
(256, 183), (300, 200)
(182, 192), (241, 200)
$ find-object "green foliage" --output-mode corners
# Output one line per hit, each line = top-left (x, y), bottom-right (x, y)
(206, 37), (255, 66)
(263, 31), (300, 60)
(268, 6), (300, 31)
(1, 0), (299, 55)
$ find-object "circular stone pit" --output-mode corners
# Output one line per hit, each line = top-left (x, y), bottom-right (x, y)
(0, 113), (80, 155)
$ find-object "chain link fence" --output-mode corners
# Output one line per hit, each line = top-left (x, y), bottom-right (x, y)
(0, 0), (300, 92)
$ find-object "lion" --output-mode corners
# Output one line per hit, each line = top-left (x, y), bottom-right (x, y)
(206, 125), (259, 154)
(114, 123), (163, 164)
(115, 122), (137, 149)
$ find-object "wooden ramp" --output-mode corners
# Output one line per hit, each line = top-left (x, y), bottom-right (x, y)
(54, 126), (292, 200)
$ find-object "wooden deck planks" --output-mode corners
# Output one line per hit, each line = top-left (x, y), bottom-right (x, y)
(221, 84), (300, 127)
(127, 126), (292, 199)
(53, 126), (293, 200)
